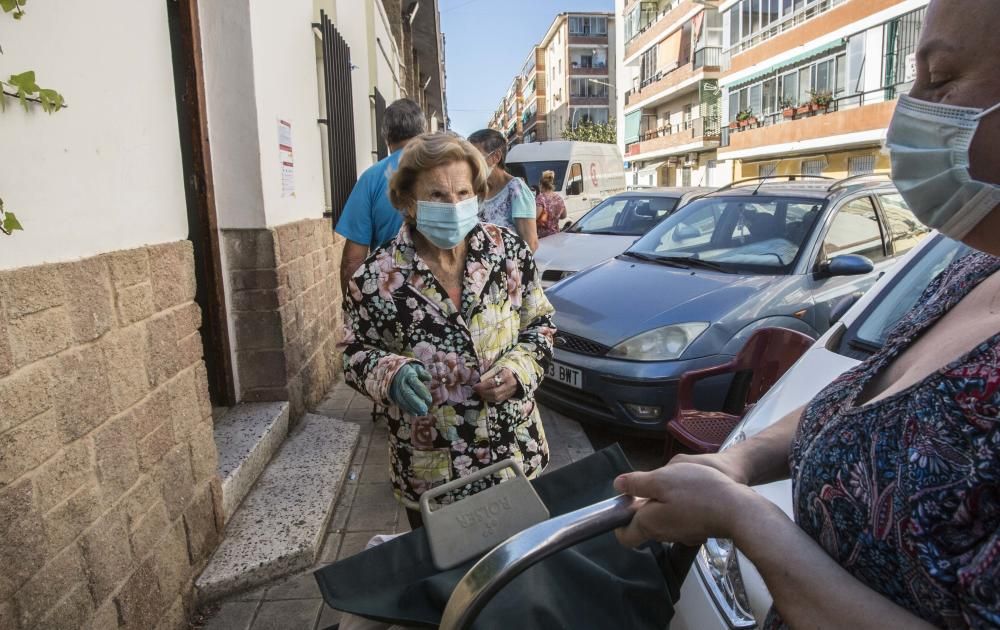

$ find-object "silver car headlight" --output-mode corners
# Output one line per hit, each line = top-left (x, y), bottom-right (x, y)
(606, 323), (708, 361)
(697, 538), (756, 628)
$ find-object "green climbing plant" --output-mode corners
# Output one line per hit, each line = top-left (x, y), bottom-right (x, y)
(1, 0), (67, 236)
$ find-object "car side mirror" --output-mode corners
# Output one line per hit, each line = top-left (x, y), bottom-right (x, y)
(829, 291), (864, 326)
(819, 254), (874, 278)
(672, 224), (700, 242)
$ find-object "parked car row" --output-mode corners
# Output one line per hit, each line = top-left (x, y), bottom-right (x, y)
(535, 174), (931, 432)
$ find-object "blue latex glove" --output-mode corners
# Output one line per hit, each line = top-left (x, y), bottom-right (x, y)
(389, 364), (433, 416)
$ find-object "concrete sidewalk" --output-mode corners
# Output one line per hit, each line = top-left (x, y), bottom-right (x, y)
(198, 382), (596, 630)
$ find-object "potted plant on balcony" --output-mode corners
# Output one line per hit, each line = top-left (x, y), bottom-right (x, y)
(732, 109), (757, 130)
(780, 97), (797, 119)
(797, 91), (834, 116)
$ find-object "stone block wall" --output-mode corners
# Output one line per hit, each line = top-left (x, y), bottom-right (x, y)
(0, 241), (221, 630)
(225, 219), (344, 421)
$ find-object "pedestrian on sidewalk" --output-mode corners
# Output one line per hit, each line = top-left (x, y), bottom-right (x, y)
(614, 2), (1000, 627)
(337, 132), (555, 530)
(468, 129), (539, 251)
(535, 169), (567, 238)
(336, 98), (426, 295)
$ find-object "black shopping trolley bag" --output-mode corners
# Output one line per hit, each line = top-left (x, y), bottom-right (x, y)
(313, 445), (676, 630)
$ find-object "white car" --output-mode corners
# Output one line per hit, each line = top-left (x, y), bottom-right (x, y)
(533, 188), (711, 288)
(672, 233), (969, 629)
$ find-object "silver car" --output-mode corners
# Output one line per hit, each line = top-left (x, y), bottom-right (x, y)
(534, 188), (712, 289)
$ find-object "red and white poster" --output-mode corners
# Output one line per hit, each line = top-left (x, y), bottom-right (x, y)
(278, 119), (295, 197)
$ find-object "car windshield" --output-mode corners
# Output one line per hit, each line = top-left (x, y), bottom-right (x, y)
(847, 236), (971, 352)
(506, 160), (568, 192)
(570, 195), (681, 236)
(628, 195), (826, 274)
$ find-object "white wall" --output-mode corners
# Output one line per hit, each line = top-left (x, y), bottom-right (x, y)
(250, 0), (327, 228)
(201, 0), (267, 229)
(0, 0), (188, 270)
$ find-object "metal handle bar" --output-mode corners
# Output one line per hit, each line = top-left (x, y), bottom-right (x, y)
(439, 494), (638, 630)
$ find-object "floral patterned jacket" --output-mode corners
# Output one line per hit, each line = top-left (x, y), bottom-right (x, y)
(339, 222), (557, 508)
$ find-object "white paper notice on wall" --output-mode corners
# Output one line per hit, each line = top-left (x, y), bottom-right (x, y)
(279, 119), (295, 197)
(904, 53), (917, 83)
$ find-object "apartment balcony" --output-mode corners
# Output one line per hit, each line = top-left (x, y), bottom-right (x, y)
(569, 64), (611, 76)
(568, 32), (610, 46)
(725, 0), (899, 75)
(719, 89), (898, 159)
(624, 47), (720, 110)
(569, 95), (610, 107)
(624, 116), (721, 160)
(625, 0), (707, 61)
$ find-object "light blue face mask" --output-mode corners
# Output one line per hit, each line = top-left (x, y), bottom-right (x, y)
(886, 94), (1000, 240)
(415, 197), (480, 250)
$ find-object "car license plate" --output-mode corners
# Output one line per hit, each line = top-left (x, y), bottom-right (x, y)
(547, 361), (582, 389)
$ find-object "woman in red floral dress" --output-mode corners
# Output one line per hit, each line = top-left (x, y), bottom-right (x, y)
(535, 170), (567, 239)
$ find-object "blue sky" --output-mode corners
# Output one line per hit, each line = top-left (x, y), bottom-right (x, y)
(440, 0), (614, 136)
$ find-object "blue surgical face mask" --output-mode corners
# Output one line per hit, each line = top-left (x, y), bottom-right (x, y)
(416, 197), (480, 249)
(886, 94), (1000, 240)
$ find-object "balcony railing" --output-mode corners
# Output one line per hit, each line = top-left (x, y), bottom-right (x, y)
(624, 0), (685, 46)
(722, 0), (845, 70)
(693, 46), (721, 69)
(721, 83), (906, 146)
(625, 115), (721, 156)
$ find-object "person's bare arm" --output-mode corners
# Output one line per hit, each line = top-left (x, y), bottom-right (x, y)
(735, 494), (937, 630)
(616, 458), (937, 630)
(671, 405), (804, 485)
(514, 217), (539, 252)
(339, 240), (369, 296)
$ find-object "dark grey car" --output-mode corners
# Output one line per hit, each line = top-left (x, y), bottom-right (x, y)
(538, 176), (931, 432)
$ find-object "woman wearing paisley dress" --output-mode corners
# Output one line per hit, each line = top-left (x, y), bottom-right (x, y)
(338, 132), (555, 529)
(614, 1), (1000, 627)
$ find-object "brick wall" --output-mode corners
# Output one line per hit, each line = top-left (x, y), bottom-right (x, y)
(225, 219), (345, 421)
(0, 241), (221, 630)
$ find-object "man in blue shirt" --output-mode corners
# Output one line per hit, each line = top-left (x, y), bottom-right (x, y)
(336, 98), (426, 292)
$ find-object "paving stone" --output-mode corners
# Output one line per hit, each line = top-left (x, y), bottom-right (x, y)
(251, 599), (322, 630)
(317, 533), (343, 564)
(316, 604), (341, 630)
(203, 600), (259, 630)
(337, 532), (386, 561)
(346, 500), (398, 531)
(264, 570), (323, 601)
(358, 463), (390, 484)
(196, 415), (359, 601)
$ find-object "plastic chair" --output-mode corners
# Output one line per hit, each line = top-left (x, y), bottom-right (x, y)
(665, 327), (815, 461)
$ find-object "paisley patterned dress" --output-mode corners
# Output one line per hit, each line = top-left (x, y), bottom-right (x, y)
(767, 251), (1000, 628)
(339, 223), (556, 509)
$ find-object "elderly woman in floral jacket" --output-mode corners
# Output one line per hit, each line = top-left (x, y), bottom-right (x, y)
(338, 132), (556, 529)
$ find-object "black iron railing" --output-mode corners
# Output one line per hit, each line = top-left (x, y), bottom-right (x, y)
(314, 10), (358, 224)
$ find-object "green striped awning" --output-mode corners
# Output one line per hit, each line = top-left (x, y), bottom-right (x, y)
(624, 110), (642, 144)
(728, 39), (845, 88)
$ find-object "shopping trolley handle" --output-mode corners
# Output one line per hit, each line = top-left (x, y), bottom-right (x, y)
(439, 494), (639, 630)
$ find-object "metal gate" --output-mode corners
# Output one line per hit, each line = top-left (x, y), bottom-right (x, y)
(315, 10), (358, 225)
(373, 88), (388, 161)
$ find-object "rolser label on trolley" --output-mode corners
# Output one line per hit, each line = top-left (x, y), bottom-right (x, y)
(455, 496), (514, 538)
(422, 460), (550, 570)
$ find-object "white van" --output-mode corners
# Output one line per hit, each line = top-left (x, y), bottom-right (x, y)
(506, 141), (627, 224)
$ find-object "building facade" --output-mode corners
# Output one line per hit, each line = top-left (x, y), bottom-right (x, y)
(616, 0), (729, 188)
(489, 12), (616, 145)
(717, 0), (928, 179)
(0, 1), (446, 629)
